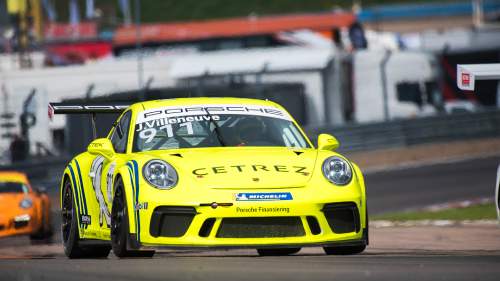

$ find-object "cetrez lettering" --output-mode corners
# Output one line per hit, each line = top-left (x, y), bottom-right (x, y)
(192, 165), (308, 176)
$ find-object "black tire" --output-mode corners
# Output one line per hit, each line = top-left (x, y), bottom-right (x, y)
(257, 248), (301, 256)
(323, 245), (366, 255)
(61, 179), (111, 259)
(30, 206), (54, 243)
(29, 222), (53, 244)
(111, 177), (155, 258)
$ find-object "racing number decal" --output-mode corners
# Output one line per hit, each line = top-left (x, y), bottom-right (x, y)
(106, 162), (116, 204)
(138, 122), (195, 143)
(90, 156), (112, 228)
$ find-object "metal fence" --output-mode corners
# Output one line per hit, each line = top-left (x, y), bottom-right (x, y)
(306, 109), (500, 152)
(3, 109), (500, 176)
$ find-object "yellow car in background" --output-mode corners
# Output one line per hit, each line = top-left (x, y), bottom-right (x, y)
(50, 98), (368, 258)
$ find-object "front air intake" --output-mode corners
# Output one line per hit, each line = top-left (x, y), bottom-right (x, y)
(149, 206), (196, 237)
(216, 217), (305, 238)
(322, 202), (360, 234)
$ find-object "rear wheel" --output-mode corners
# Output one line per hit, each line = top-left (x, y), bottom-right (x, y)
(257, 248), (301, 256)
(29, 217), (53, 243)
(61, 179), (111, 258)
(30, 202), (54, 242)
(111, 177), (155, 258)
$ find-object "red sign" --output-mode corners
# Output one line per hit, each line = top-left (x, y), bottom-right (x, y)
(461, 73), (470, 86)
(44, 22), (97, 40)
(48, 105), (54, 120)
(45, 41), (112, 65)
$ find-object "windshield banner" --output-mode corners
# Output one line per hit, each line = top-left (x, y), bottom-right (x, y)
(135, 104), (291, 124)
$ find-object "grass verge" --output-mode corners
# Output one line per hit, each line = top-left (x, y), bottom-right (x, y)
(373, 203), (497, 221)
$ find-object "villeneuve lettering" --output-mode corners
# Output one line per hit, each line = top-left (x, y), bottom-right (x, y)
(136, 115), (220, 131)
(192, 165), (308, 175)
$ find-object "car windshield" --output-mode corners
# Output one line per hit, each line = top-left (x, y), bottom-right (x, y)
(0, 182), (29, 194)
(133, 104), (310, 152)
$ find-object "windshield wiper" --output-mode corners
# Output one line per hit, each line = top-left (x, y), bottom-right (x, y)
(203, 108), (226, 146)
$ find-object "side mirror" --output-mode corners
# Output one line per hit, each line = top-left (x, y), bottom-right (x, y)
(317, 134), (340, 151)
(88, 138), (115, 159)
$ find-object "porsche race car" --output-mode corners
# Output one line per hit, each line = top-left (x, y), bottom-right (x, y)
(50, 98), (368, 258)
(0, 171), (52, 240)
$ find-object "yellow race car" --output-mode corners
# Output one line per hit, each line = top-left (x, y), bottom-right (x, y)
(50, 98), (368, 258)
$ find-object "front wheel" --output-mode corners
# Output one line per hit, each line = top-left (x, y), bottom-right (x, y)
(257, 248), (301, 256)
(111, 177), (155, 258)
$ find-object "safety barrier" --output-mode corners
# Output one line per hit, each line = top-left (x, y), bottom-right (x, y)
(306, 109), (500, 152)
(3, 110), (500, 174)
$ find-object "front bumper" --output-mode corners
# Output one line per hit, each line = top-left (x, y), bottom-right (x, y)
(132, 198), (367, 249)
(0, 214), (34, 238)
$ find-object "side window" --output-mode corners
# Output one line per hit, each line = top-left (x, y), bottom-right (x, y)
(396, 82), (423, 107)
(110, 111), (132, 153)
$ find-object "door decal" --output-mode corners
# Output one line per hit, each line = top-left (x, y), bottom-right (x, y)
(89, 156), (112, 228)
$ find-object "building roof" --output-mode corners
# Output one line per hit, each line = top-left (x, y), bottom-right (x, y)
(113, 12), (355, 46)
(168, 46), (335, 79)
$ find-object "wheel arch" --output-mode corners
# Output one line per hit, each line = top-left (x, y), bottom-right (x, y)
(60, 169), (82, 234)
(115, 166), (137, 235)
(61, 171), (75, 210)
(351, 162), (366, 203)
(351, 162), (368, 233)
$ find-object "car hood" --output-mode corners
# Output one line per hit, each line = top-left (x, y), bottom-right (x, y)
(140, 147), (318, 189)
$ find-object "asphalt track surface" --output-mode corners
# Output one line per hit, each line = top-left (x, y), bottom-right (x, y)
(365, 155), (499, 214)
(0, 252), (499, 281)
(0, 155), (499, 281)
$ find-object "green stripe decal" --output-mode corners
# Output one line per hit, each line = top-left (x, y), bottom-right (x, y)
(127, 165), (137, 237)
(68, 165), (82, 227)
(74, 160), (89, 229)
(127, 161), (140, 242)
(132, 160), (141, 242)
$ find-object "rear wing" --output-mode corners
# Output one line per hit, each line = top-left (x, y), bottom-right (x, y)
(48, 103), (131, 139)
(48, 103), (130, 116)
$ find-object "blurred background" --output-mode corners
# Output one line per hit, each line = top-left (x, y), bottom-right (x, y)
(0, 0), (500, 164)
(0, 0), (499, 201)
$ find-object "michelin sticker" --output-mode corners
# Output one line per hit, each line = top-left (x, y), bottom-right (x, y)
(235, 192), (293, 201)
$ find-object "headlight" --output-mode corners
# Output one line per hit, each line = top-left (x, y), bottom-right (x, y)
(143, 159), (178, 189)
(322, 156), (352, 185)
(19, 198), (33, 209)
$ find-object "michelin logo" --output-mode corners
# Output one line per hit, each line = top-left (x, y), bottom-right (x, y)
(235, 192), (293, 201)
